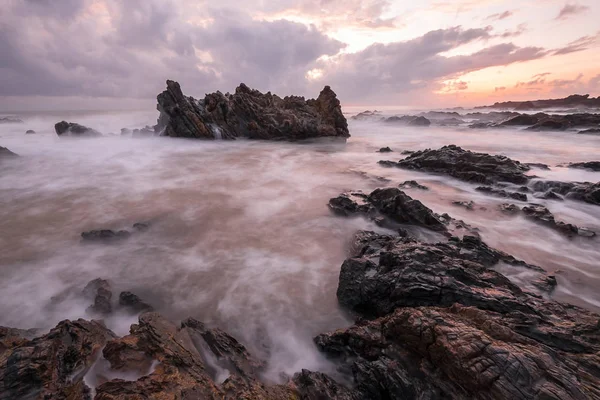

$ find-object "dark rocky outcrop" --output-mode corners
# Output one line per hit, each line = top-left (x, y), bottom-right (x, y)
(83, 278), (113, 315)
(81, 222), (151, 243)
(55, 121), (101, 137)
(399, 180), (428, 190)
(316, 226), (600, 399)
(119, 291), (154, 313)
(81, 229), (131, 243)
(377, 146), (393, 153)
(329, 188), (447, 233)
(522, 205), (596, 237)
(0, 319), (116, 399)
(476, 186), (528, 201)
(155, 80), (349, 141)
(530, 180), (600, 206)
(566, 161), (600, 171)
(384, 115), (431, 126)
(500, 114), (539, 126)
(452, 200), (474, 210)
(0, 147), (18, 158)
(380, 145), (531, 185)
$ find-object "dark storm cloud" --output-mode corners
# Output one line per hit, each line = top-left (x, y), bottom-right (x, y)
(0, 0), (343, 99)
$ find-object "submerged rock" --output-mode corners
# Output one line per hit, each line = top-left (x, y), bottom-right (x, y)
(25, 129), (36, 134)
(451, 200), (474, 210)
(81, 229), (131, 242)
(476, 186), (528, 201)
(522, 204), (595, 237)
(0, 147), (18, 158)
(55, 121), (101, 137)
(83, 278), (113, 315)
(351, 110), (382, 121)
(377, 146), (393, 153)
(380, 145), (531, 185)
(384, 115), (431, 126)
(0, 117), (23, 124)
(399, 180), (428, 190)
(156, 80), (349, 141)
(530, 180), (600, 206)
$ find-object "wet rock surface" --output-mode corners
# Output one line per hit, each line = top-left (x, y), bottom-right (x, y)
(55, 121), (101, 137)
(380, 145), (531, 185)
(156, 80), (349, 141)
(0, 147), (18, 158)
(530, 180), (600, 206)
(317, 223), (600, 399)
(384, 115), (431, 126)
(329, 188), (448, 233)
(522, 204), (596, 237)
(399, 180), (428, 190)
(476, 185), (528, 201)
(81, 222), (151, 243)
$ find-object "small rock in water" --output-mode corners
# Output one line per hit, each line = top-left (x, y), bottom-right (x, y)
(399, 180), (429, 190)
(82, 278), (113, 315)
(133, 222), (150, 231)
(476, 186), (528, 201)
(499, 203), (520, 214)
(525, 162), (550, 170)
(54, 121), (101, 136)
(452, 200), (475, 210)
(25, 129), (36, 134)
(81, 229), (131, 242)
(0, 147), (18, 158)
(566, 161), (600, 172)
(377, 147), (393, 153)
(119, 291), (154, 313)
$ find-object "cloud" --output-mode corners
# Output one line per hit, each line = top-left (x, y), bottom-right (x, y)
(532, 72), (551, 79)
(553, 32), (600, 55)
(486, 10), (513, 21)
(499, 23), (527, 38)
(494, 86), (506, 92)
(0, 1), (343, 99)
(314, 26), (548, 102)
(555, 3), (590, 20)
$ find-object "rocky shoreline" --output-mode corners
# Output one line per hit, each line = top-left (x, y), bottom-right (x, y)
(2, 146), (599, 398)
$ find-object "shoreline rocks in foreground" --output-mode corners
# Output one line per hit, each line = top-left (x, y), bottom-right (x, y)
(155, 80), (350, 141)
(319, 187), (600, 399)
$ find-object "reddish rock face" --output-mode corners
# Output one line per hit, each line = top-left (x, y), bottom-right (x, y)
(155, 80), (350, 141)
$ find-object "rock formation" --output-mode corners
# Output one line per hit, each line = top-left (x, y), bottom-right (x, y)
(380, 145), (531, 185)
(155, 80), (349, 141)
(0, 147), (18, 158)
(55, 121), (101, 137)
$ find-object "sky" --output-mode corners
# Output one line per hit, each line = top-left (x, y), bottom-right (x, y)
(0, 0), (599, 110)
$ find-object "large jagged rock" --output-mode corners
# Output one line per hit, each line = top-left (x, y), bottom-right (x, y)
(155, 80), (350, 141)
(0, 319), (116, 399)
(316, 303), (600, 400)
(337, 232), (545, 318)
(318, 229), (600, 400)
(55, 121), (101, 137)
(380, 145), (531, 185)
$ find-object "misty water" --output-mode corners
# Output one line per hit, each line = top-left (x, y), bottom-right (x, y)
(1, 110), (600, 382)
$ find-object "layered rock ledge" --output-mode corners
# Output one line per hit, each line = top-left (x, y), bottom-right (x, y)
(155, 80), (350, 141)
